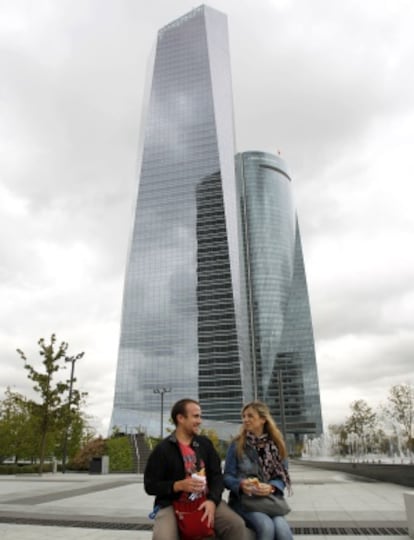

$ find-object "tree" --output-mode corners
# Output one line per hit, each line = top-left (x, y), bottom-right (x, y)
(199, 427), (224, 458)
(53, 395), (93, 461)
(327, 423), (348, 456)
(0, 388), (36, 463)
(16, 334), (85, 474)
(344, 399), (378, 456)
(384, 383), (414, 452)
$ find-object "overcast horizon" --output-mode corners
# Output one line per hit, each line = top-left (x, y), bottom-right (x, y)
(1, 0), (413, 436)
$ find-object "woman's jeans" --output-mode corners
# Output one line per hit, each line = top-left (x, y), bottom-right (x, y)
(244, 511), (293, 540)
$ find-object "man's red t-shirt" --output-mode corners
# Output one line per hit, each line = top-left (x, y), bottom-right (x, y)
(178, 441), (206, 501)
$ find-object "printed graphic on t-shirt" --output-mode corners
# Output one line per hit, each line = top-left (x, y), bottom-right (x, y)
(178, 442), (207, 501)
(178, 441), (197, 476)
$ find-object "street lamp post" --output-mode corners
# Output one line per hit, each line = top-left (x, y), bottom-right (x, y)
(62, 352), (84, 473)
(276, 368), (287, 441)
(153, 387), (171, 438)
(275, 352), (294, 442)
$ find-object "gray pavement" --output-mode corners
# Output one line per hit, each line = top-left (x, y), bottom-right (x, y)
(0, 461), (412, 539)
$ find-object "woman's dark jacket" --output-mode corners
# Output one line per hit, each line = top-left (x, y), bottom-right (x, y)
(144, 432), (224, 509)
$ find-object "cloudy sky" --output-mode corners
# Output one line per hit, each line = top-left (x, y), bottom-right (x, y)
(1, 0), (413, 436)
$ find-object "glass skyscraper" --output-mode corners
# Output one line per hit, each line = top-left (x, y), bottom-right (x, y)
(237, 152), (323, 440)
(110, 5), (322, 439)
(110, 5), (250, 435)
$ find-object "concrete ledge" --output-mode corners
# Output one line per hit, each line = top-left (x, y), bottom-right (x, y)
(297, 459), (414, 487)
(404, 492), (414, 538)
(0, 515), (408, 537)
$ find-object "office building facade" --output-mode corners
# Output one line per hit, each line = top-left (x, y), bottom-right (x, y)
(110, 5), (250, 435)
(237, 152), (323, 439)
(110, 6), (322, 439)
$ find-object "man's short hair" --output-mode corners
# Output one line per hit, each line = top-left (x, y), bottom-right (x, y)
(171, 398), (200, 426)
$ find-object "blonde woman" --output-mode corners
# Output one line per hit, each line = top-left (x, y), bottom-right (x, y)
(224, 401), (293, 540)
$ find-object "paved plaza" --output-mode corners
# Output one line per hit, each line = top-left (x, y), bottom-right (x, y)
(0, 461), (411, 539)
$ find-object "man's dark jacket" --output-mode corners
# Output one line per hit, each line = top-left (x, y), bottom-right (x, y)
(144, 432), (224, 509)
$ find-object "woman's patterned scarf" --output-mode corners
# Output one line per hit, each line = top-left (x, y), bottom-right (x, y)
(246, 431), (291, 491)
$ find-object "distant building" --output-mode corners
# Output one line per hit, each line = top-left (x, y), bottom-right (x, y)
(110, 5), (322, 441)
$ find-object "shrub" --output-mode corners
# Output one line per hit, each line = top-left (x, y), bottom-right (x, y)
(106, 437), (133, 472)
(0, 463), (54, 474)
(69, 437), (105, 470)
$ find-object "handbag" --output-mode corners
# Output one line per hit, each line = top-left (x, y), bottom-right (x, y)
(173, 496), (215, 540)
(241, 492), (291, 517)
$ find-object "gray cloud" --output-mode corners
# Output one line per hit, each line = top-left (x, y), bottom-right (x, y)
(1, 0), (413, 433)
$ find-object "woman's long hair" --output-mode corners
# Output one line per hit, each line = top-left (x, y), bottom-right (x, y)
(235, 401), (287, 459)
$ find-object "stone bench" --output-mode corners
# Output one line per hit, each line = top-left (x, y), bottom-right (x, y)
(404, 492), (414, 538)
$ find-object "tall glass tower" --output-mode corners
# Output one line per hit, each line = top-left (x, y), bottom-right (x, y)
(110, 5), (250, 434)
(110, 6), (323, 440)
(237, 152), (323, 439)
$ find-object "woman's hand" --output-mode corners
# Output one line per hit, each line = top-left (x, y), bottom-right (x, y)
(253, 482), (273, 496)
(241, 478), (272, 496)
(240, 479), (255, 495)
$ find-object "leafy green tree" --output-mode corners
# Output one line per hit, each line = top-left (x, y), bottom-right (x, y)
(200, 427), (223, 458)
(53, 398), (93, 461)
(0, 388), (36, 462)
(106, 436), (133, 472)
(16, 334), (85, 474)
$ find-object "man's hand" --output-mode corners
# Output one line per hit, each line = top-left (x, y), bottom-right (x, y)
(174, 476), (206, 494)
(198, 499), (215, 528)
